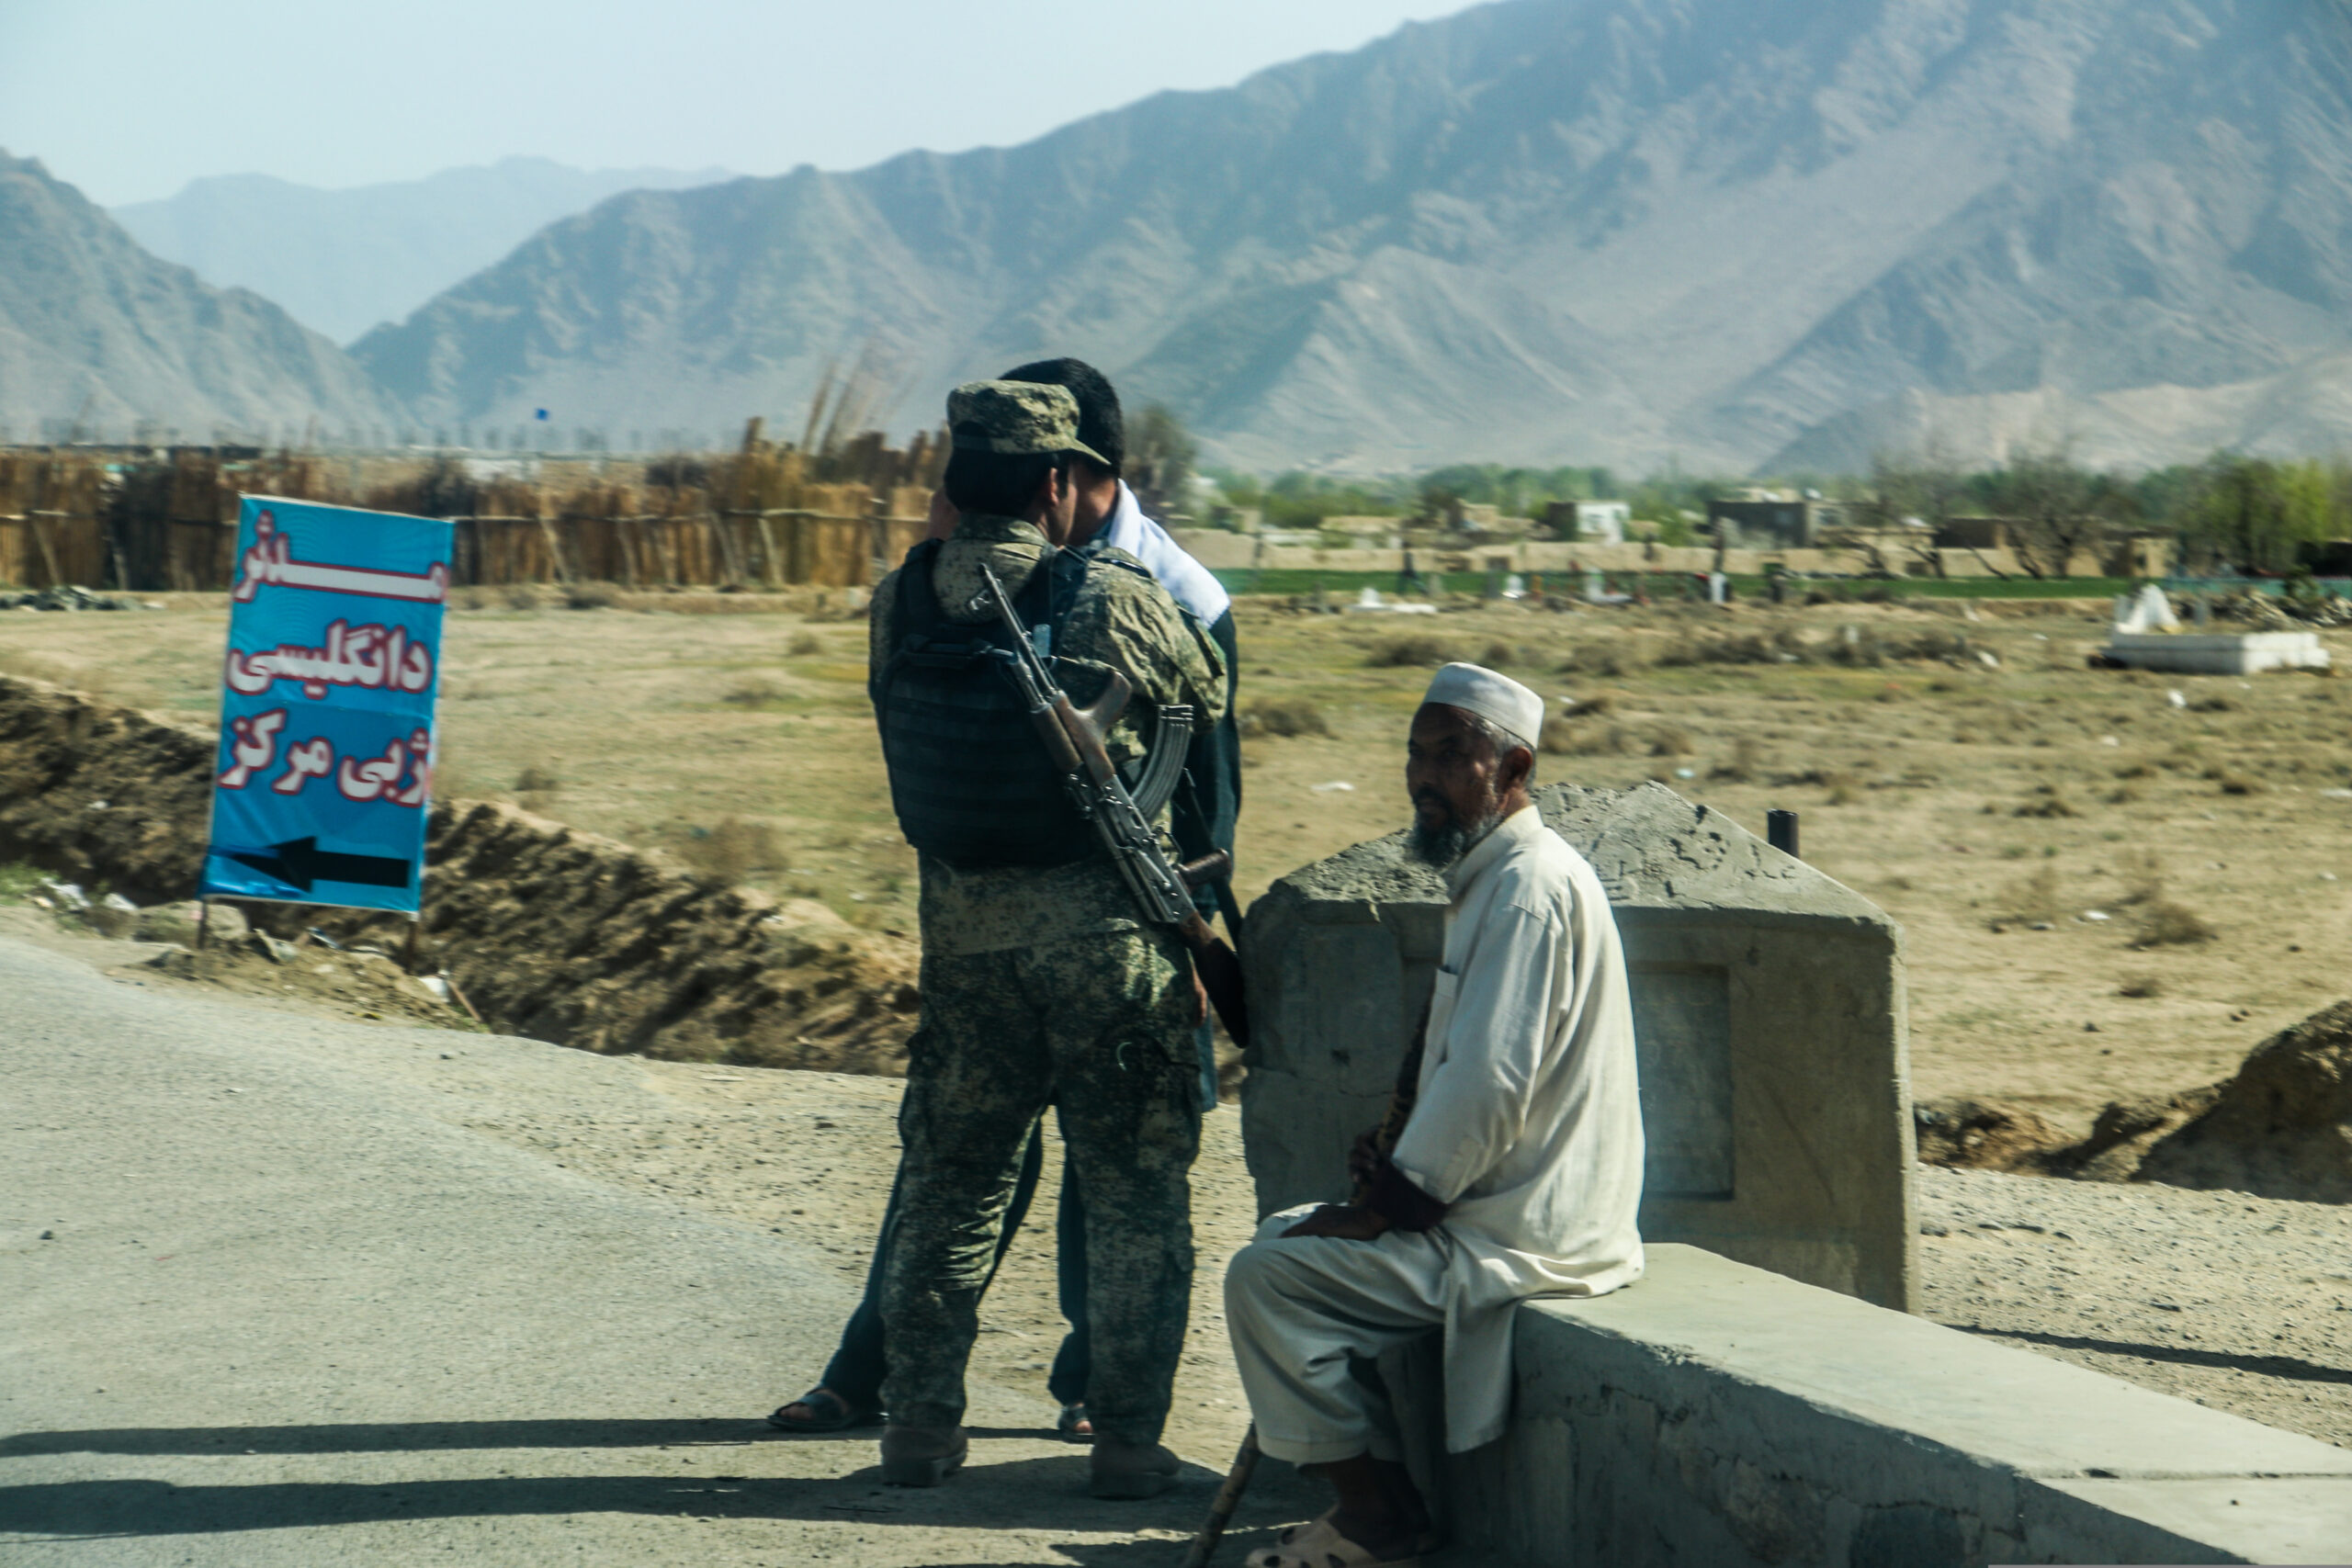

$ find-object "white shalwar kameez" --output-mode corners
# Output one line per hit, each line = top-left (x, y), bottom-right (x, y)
(1225, 805), (1645, 1460)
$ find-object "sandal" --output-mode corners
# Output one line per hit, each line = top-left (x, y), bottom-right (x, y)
(766, 1387), (882, 1433)
(1056, 1402), (1093, 1441)
(1245, 1515), (1421, 1568)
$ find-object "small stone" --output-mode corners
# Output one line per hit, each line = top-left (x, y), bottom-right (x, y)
(249, 931), (298, 964)
(2084, 1021), (2100, 1032)
(133, 902), (203, 945)
(39, 1229), (54, 1240)
(86, 893), (140, 939)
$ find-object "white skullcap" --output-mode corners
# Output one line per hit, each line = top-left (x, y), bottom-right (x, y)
(1421, 662), (1544, 746)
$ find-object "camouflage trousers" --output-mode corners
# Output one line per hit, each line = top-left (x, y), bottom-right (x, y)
(879, 926), (1202, 1447)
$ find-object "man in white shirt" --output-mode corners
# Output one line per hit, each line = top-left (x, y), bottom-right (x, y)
(1224, 662), (1645, 1567)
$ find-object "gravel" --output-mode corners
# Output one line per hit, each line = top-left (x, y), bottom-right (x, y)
(1919, 1166), (2352, 1447)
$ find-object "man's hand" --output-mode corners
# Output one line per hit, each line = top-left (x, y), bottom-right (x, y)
(1279, 1203), (1390, 1241)
(1345, 1126), (1384, 1190)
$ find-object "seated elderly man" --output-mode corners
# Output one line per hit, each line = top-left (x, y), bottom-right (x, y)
(1225, 662), (1645, 1568)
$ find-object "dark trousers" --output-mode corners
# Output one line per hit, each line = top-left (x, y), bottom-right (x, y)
(821, 1118), (1093, 1410)
(817, 1021), (1215, 1416)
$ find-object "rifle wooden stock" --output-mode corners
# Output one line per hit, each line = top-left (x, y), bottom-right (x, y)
(1179, 908), (1250, 1052)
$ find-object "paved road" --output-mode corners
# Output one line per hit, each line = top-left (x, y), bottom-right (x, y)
(0, 934), (1330, 1566)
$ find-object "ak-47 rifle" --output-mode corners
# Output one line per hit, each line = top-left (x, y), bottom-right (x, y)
(976, 563), (1250, 1049)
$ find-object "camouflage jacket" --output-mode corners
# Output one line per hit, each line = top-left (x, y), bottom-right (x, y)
(869, 512), (1227, 955)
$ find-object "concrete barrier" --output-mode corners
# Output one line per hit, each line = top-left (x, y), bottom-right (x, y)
(1430, 1245), (2352, 1566)
(2104, 630), (2331, 674)
(1240, 783), (1916, 1309)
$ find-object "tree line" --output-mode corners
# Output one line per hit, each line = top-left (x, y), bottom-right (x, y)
(1198, 442), (2352, 579)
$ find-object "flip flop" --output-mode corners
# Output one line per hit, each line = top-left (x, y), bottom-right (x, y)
(766, 1387), (882, 1434)
(1283, 1506), (1442, 1556)
(1056, 1402), (1093, 1442)
(1244, 1515), (1421, 1568)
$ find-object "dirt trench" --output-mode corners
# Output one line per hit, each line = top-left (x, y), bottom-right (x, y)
(0, 673), (921, 1072)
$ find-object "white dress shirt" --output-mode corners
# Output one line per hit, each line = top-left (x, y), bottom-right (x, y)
(1091, 481), (1230, 626)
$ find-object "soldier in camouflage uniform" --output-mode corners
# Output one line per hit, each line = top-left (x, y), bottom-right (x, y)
(865, 380), (1227, 1497)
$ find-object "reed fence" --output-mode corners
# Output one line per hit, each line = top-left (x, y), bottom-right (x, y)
(0, 427), (946, 593)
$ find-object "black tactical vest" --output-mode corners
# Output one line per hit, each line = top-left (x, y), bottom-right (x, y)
(876, 540), (1093, 868)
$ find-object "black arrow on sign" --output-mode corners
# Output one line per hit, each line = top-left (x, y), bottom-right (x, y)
(227, 836), (411, 894)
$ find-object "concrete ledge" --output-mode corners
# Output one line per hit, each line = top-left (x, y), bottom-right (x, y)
(1439, 1245), (2352, 1566)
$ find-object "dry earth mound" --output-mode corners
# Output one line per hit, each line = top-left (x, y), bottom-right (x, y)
(0, 673), (919, 1072)
(1918, 1003), (2352, 1204)
(1911, 1098), (2072, 1174)
(2136, 1000), (2352, 1202)
(1917, 1087), (2233, 1183)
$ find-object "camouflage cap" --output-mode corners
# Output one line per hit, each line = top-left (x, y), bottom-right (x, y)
(945, 379), (1108, 466)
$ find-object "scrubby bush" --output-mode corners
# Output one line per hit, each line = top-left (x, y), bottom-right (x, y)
(2013, 786), (2079, 818)
(724, 678), (786, 708)
(1366, 635), (1464, 668)
(1710, 736), (1767, 783)
(1996, 865), (2064, 926)
(1240, 698), (1332, 739)
(2132, 900), (2217, 947)
(683, 816), (786, 883)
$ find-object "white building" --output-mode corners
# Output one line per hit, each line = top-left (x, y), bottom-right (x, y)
(1570, 501), (1629, 547)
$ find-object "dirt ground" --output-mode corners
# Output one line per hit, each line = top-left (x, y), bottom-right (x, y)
(6, 587), (2346, 1132)
(0, 908), (1263, 1473)
(11, 907), (2352, 1481)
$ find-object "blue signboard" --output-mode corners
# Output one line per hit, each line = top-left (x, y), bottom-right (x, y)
(200, 496), (451, 912)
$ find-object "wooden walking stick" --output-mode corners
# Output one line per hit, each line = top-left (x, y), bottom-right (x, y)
(1179, 995), (1433, 1567)
(1179, 1427), (1261, 1568)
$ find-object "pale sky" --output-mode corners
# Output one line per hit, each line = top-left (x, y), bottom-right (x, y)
(0, 0), (1483, 207)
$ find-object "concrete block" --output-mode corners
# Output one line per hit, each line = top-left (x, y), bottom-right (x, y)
(2105, 630), (2330, 674)
(1239, 782), (1916, 1309)
(1445, 1245), (2352, 1567)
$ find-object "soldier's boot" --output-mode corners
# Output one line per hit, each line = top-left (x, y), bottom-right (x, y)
(1089, 1438), (1180, 1499)
(879, 1423), (967, 1487)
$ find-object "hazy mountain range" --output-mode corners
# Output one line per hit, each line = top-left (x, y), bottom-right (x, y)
(17, 0), (2352, 472)
(349, 0), (2352, 473)
(0, 152), (396, 443)
(113, 157), (734, 344)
